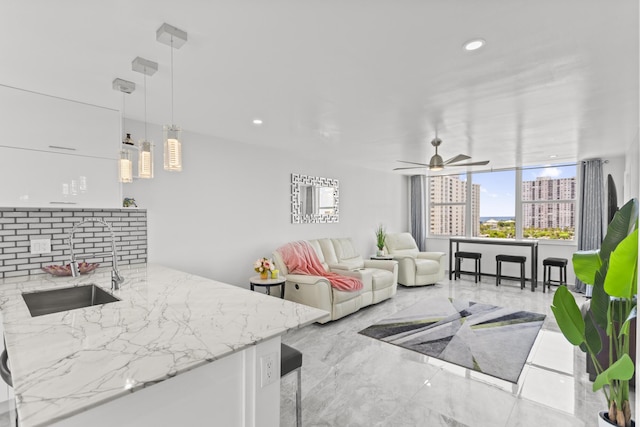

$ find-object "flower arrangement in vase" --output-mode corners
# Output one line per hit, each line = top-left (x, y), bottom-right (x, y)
(254, 257), (274, 280)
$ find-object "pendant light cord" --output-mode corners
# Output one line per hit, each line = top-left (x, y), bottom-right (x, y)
(144, 72), (148, 141)
(121, 92), (125, 141)
(170, 35), (174, 126)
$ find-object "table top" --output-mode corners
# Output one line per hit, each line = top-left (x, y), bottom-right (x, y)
(0, 264), (326, 427)
(250, 275), (286, 285)
(370, 256), (394, 260)
(449, 237), (539, 246)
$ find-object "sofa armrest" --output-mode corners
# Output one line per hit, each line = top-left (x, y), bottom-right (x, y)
(327, 263), (352, 271)
(285, 274), (330, 286)
(363, 259), (398, 272)
(417, 252), (446, 262)
(283, 274), (333, 321)
(389, 253), (416, 259)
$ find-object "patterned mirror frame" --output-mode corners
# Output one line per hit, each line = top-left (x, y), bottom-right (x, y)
(291, 173), (339, 224)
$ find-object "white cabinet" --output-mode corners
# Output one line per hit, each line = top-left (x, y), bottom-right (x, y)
(0, 85), (120, 159)
(0, 147), (120, 207)
(0, 312), (15, 423)
(0, 85), (122, 207)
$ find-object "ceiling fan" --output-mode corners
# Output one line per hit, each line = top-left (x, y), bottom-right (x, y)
(394, 137), (489, 171)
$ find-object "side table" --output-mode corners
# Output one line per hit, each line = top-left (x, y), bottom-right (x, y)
(249, 276), (286, 299)
(370, 255), (393, 260)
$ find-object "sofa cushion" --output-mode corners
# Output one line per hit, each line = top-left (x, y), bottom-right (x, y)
(368, 268), (394, 291)
(307, 239), (329, 272)
(331, 238), (365, 269)
(385, 233), (419, 257)
(332, 287), (362, 304)
(415, 259), (441, 275)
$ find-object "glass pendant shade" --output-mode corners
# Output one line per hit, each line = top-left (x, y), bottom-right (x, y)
(138, 140), (154, 179)
(119, 149), (133, 183)
(163, 125), (182, 172)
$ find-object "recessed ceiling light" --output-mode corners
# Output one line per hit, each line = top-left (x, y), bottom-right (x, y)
(463, 39), (486, 51)
(252, 118), (263, 126)
(549, 154), (558, 159)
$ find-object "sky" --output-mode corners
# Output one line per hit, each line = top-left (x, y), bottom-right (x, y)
(470, 164), (577, 217)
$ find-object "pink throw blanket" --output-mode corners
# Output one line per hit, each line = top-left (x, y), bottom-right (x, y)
(277, 241), (363, 292)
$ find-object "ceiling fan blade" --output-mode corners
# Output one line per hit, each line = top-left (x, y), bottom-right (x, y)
(393, 166), (428, 171)
(446, 160), (490, 167)
(443, 154), (471, 165)
(396, 160), (430, 167)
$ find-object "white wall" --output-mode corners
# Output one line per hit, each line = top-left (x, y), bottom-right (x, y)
(126, 119), (408, 287)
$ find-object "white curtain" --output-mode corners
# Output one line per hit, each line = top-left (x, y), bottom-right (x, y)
(410, 175), (427, 251)
(576, 159), (604, 293)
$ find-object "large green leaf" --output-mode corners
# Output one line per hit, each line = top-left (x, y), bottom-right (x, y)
(590, 265), (610, 329)
(601, 198), (639, 261)
(604, 229), (638, 299)
(572, 250), (601, 285)
(593, 353), (635, 391)
(551, 286), (585, 347)
(584, 311), (602, 355)
(619, 305), (637, 338)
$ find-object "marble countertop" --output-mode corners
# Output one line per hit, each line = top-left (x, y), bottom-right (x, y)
(0, 264), (328, 426)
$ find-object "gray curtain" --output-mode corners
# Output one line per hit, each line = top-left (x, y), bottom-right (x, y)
(576, 159), (604, 293)
(410, 175), (427, 251)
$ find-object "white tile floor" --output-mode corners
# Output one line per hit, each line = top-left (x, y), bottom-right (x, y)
(280, 277), (635, 427)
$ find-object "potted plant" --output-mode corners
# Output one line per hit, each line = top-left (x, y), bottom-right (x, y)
(551, 198), (638, 427)
(375, 225), (386, 256)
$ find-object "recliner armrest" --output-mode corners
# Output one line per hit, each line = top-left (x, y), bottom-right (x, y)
(389, 254), (416, 260)
(363, 259), (398, 272)
(417, 252), (446, 261)
(284, 274), (330, 286)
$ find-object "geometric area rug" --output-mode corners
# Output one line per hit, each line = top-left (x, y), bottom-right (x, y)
(359, 297), (546, 383)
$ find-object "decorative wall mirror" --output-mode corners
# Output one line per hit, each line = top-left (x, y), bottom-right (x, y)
(291, 173), (339, 223)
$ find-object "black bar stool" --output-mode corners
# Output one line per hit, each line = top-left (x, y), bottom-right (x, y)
(543, 257), (568, 293)
(281, 344), (302, 426)
(496, 255), (527, 289)
(454, 251), (482, 283)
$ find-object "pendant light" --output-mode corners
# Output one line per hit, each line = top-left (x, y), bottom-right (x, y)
(132, 57), (158, 179)
(157, 23), (187, 172)
(113, 78), (136, 183)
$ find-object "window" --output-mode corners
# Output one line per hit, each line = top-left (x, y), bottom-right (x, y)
(429, 174), (467, 236)
(473, 170), (515, 238)
(521, 165), (576, 240)
(428, 164), (577, 240)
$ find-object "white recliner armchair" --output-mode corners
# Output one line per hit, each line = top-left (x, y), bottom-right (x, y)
(384, 232), (446, 286)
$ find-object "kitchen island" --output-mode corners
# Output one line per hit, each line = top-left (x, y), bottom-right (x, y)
(0, 264), (328, 426)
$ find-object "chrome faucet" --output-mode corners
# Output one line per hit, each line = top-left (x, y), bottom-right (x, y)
(68, 218), (124, 290)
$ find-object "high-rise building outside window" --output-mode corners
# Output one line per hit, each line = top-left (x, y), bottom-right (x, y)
(521, 165), (576, 240)
(427, 164), (577, 240)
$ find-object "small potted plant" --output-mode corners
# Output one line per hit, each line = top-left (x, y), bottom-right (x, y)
(254, 257), (274, 280)
(551, 198), (638, 427)
(375, 225), (386, 257)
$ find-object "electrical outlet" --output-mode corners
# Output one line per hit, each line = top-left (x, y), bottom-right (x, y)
(30, 238), (51, 255)
(260, 352), (278, 388)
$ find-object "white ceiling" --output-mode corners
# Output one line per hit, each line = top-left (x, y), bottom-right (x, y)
(1, 0), (638, 174)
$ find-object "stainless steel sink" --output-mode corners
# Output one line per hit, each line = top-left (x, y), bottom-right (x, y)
(22, 284), (120, 317)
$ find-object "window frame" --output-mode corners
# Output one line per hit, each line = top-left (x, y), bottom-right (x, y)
(427, 163), (578, 242)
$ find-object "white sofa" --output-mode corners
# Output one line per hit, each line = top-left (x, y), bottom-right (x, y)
(273, 238), (398, 323)
(384, 232), (446, 286)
